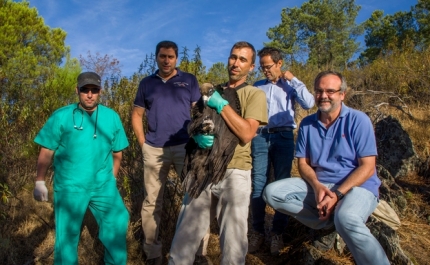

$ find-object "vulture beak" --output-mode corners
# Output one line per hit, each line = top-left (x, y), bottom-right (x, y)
(203, 95), (209, 105)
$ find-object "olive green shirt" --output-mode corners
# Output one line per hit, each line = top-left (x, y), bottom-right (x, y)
(228, 84), (268, 170)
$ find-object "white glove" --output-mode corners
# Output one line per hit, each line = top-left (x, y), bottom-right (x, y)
(33, 181), (48, 201)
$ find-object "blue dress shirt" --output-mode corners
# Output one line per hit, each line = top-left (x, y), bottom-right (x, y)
(253, 77), (315, 129)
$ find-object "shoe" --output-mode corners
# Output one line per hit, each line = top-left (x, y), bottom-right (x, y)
(270, 233), (284, 256)
(248, 231), (265, 253)
(303, 245), (322, 265)
(145, 256), (162, 265)
(194, 255), (214, 265)
(311, 228), (337, 251)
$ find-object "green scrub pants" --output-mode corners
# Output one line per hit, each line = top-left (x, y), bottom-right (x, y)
(53, 180), (129, 265)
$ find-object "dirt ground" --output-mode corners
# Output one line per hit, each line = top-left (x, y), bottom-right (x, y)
(200, 174), (430, 265)
(1, 173), (430, 265)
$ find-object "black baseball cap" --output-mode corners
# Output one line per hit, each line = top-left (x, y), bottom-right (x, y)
(77, 72), (101, 88)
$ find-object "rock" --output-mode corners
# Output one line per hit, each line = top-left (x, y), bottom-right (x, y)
(377, 165), (408, 215)
(418, 156), (430, 179)
(375, 116), (420, 179)
(367, 216), (413, 265)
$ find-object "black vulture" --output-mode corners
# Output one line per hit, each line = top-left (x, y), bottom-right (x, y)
(182, 83), (241, 198)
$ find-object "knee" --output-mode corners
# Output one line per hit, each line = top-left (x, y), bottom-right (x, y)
(121, 203), (130, 219)
(262, 179), (302, 213)
(334, 211), (364, 236)
(115, 206), (130, 231)
(143, 191), (164, 208)
(262, 182), (276, 206)
(122, 207), (130, 223)
(252, 181), (267, 200)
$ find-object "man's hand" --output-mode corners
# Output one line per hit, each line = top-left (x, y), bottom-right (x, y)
(193, 134), (214, 149)
(298, 158), (337, 220)
(314, 184), (336, 220)
(283, 70), (295, 81)
(33, 181), (48, 201)
(207, 91), (229, 114)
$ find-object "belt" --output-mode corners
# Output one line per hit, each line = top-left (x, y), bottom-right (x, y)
(257, 126), (294, 134)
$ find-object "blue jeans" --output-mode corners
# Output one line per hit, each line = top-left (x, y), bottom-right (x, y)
(263, 177), (390, 265)
(251, 131), (294, 234)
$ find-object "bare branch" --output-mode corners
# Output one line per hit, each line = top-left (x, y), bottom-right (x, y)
(79, 51), (122, 80)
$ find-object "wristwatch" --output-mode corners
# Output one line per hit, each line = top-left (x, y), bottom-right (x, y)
(334, 190), (344, 201)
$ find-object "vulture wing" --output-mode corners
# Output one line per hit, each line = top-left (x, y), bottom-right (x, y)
(182, 83), (241, 198)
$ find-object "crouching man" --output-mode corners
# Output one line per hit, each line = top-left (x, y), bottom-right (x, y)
(263, 71), (390, 265)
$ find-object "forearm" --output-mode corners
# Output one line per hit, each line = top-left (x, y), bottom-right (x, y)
(220, 105), (259, 144)
(36, 164), (50, 181)
(290, 78), (315, 109)
(36, 148), (54, 181)
(112, 151), (123, 178)
(336, 156), (376, 194)
(131, 107), (146, 147)
(298, 158), (320, 189)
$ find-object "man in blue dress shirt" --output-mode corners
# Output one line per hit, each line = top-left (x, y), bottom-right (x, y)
(248, 47), (315, 255)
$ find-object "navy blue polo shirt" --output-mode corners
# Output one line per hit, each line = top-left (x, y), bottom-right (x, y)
(134, 69), (200, 147)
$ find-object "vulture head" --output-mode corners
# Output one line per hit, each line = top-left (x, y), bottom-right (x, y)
(200, 82), (215, 106)
(189, 83), (216, 136)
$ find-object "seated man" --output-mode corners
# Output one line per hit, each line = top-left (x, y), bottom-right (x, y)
(263, 71), (390, 265)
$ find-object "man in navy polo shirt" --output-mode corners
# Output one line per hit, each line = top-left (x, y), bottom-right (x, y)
(248, 46), (314, 256)
(263, 71), (389, 265)
(131, 40), (205, 265)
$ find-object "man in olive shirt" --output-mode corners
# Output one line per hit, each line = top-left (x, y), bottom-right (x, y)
(168, 41), (268, 265)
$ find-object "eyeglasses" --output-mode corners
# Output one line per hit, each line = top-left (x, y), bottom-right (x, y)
(258, 64), (275, 72)
(79, 87), (101, 94)
(314, 89), (342, 96)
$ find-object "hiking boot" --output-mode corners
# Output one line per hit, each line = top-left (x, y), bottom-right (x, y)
(303, 245), (322, 265)
(145, 256), (162, 265)
(270, 233), (284, 256)
(194, 255), (214, 265)
(248, 231), (265, 253)
(311, 228), (337, 251)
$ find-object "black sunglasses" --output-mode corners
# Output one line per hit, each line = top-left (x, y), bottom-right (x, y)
(79, 87), (101, 94)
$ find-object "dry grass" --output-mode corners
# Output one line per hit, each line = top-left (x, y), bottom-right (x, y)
(189, 98), (429, 264)
(398, 220), (430, 265)
(1, 89), (430, 265)
(378, 107), (430, 159)
(394, 173), (430, 265)
(2, 118), (429, 265)
(202, 174), (430, 265)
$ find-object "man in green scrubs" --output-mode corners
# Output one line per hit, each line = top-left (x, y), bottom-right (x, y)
(33, 72), (130, 265)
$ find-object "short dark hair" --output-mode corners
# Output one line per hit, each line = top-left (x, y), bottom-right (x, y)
(156, 40), (178, 58)
(314, 71), (348, 92)
(257, 47), (283, 63)
(230, 41), (256, 64)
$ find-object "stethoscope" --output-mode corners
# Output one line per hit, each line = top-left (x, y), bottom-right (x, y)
(73, 103), (99, 138)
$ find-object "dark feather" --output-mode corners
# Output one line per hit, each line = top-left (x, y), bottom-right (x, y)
(182, 83), (241, 198)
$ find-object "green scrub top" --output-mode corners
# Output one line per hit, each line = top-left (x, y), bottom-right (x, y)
(34, 103), (129, 191)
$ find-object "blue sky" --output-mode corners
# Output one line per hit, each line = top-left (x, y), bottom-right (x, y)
(28, 0), (415, 78)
